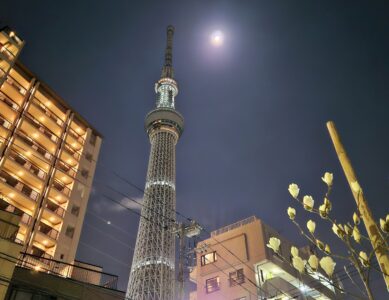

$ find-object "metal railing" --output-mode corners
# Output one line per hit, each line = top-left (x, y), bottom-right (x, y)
(52, 179), (71, 197)
(32, 98), (64, 126)
(17, 253), (119, 290)
(38, 221), (59, 240)
(16, 131), (53, 162)
(63, 143), (81, 161)
(0, 170), (39, 201)
(8, 149), (47, 180)
(211, 216), (257, 237)
(46, 200), (65, 218)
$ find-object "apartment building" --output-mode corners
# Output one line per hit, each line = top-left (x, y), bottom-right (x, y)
(190, 216), (342, 300)
(0, 27), (102, 268)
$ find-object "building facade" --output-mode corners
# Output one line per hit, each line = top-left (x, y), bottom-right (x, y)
(0, 27), (102, 267)
(126, 26), (184, 300)
(190, 216), (342, 300)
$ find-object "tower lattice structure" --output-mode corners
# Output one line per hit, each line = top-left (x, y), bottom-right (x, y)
(126, 26), (184, 300)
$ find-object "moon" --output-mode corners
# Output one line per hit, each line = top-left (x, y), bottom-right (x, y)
(210, 30), (224, 47)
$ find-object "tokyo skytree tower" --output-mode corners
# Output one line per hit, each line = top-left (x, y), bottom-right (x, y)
(126, 26), (184, 300)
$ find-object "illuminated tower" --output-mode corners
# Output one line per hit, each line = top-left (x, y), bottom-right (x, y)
(126, 26), (184, 299)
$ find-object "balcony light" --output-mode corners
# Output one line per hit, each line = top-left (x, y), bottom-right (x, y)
(32, 133), (39, 138)
(9, 192), (15, 198)
(34, 265), (41, 271)
(67, 159), (72, 164)
(39, 117), (45, 122)
(17, 171), (24, 176)
(46, 102), (51, 107)
(9, 31), (15, 37)
(71, 143), (77, 147)
(26, 151), (31, 156)
(62, 176), (67, 181)
(55, 195), (61, 201)
(43, 240), (48, 245)
(49, 217), (55, 222)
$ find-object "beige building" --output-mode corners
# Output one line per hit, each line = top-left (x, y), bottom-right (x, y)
(0, 209), (23, 299)
(0, 26), (102, 268)
(190, 216), (342, 300)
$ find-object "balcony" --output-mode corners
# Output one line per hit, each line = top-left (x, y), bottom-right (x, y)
(68, 127), (85, 145)
(6, 149), (47, 182)
(61, 143), (80, 166)
(43, 200), (65, 226)
(0, 197), (32, 226)
(20, 117), (57, 154)
(0, 91), (19, 122)
(0, 42), (16, 62)
(48, 180), (71, 205)
(28, 101), (62, 137)
(0, 78), (26, 106)
(55, 160), (76, 185)
(17, 253), (119, 289)
(0, 170), (39, 211)
(37, 221), (59, 240)
(25, 113), (59, 144)
(14, 131), (53, 167)
(33, 97), (65, 126)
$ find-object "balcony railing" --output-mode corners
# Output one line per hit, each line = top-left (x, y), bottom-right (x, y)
(46, 200), (65, 218)
(0, 198), (33, 226)
(6, 76), (27, 96)
(0, 42), (16, 61)
(16, 131), (53, 162)
(68, 127), (85, 144)
(8, 149), (47, 180)
(52, 180), (71, 197)
(17, 253), (119, 289)
(25, 114), (59, 143)
(0, 91), (19, 111)
(63, 143), (81, 161)
(0, 170), (39, 201)
(38, 221), (59, 240)
(57, 160), (76, 178)
(32, 98), (64, 126)
(0, 218), (19, 241)
(0, 114), (12, 130)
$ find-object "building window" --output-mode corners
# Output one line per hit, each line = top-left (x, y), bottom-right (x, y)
(205, 276), (220, 294)
(85, 152), (93, 162)
(89, 133), (97, 146)
(229, 268), (245, 286)
(81, 169), (89, 179)
(71, 205), (80, 216)
(65, 226), (75, 238)
(201, 251), (217, 266)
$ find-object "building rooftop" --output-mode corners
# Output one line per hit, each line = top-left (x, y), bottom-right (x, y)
(210, 215), (258, 237)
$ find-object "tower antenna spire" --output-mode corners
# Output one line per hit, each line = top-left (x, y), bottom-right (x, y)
(161, 25), (175, 78)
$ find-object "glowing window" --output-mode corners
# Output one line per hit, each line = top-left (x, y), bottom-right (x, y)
(201, 251), (217, 266)
(205, 276), (220, 294)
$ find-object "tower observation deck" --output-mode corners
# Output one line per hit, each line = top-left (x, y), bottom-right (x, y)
(126, 26), (184, 300)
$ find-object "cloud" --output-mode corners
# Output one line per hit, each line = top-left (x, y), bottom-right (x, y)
(111, 197), (143, 212)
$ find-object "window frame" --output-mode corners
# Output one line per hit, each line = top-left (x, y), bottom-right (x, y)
(201, 251), (217, 266)
(205, 276), (220, 294)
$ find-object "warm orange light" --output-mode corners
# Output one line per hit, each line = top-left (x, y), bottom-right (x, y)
(62, 176), (67, 181)
(17, 171), (24, 176)
(49, 217), (55, 222)
(32, 133), (39, 138)
(67, 159), (72, 164)
(46, 102), (51, 107)
(9, 193), (15, 198)
(39, 117), (45, 122)
(34, 265), (41, 271)
(26, 151), (31, 156)
(43, 240), (48, 245)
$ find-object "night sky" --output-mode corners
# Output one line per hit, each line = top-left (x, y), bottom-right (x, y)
(2, 0), (389, 297)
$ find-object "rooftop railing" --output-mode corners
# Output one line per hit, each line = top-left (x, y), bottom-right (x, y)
(17, 253), (119, 290)
(211, 216), (258, 237)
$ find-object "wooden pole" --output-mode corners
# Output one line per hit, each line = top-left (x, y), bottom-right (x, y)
(327, 121), (389, 291)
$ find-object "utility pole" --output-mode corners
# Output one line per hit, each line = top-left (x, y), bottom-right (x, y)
(327, 121), (389, 290)
(175, 221), (202, 300)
